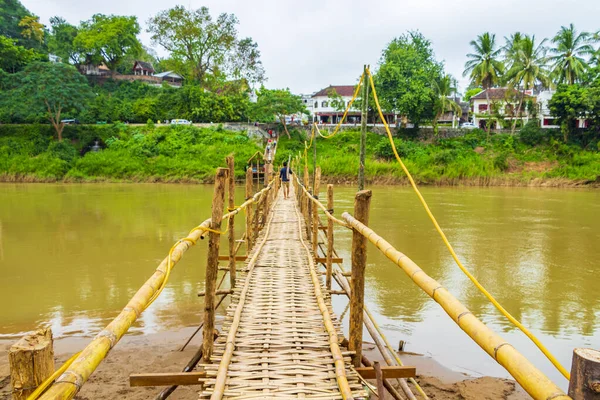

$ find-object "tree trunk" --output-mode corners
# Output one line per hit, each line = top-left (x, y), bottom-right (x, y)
(485, 89), (491, 139)
(511, 92), (525, 135)
(279, 116), (291, 138)
(9, 328), (54, 400)
(433, 112), (441, 136)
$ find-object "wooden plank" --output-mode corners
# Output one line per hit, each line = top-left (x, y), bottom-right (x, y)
(218, 255), (247, 261)
(316, 257), (343, 264)
(129, 372), (206, 387)
(354, 366), (416, 379)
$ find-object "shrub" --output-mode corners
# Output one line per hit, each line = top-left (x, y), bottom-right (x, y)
(519, 121), (545, 146)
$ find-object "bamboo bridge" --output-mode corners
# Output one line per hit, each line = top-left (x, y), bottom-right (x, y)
(10, 67), (600, 400)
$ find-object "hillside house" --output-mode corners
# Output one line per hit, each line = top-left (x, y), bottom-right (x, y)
(133, 61), (155, 76)
(153, 71), (184, 87)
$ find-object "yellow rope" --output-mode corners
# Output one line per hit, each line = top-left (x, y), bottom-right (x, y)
(26, 352), (81, 400)
(365, 67), (570, 380)
(316, 72), (365, 139)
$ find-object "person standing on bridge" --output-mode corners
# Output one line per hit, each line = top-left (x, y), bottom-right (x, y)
(280, 162), (292, 200)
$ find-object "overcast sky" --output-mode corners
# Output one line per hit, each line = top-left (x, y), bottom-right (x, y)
(21, 0), (600, 94)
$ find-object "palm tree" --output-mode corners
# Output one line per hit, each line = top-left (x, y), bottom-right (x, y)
(432, 74), (462, 135)
(502, 32), (524, 74)
(504, 35), (552, 133)
(549, 24), (594, 84)
(463, 33), (504, 134)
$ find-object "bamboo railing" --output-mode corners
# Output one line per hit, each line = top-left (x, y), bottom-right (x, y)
(35, 156), (275, 400)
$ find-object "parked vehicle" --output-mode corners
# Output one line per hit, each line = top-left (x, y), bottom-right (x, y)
(460, 122), (477, 129)
(61, 119), (80, 125)
(170, 119), (192, 125)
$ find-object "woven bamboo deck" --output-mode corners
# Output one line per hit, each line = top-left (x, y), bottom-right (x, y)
(200, 186), (367, 399)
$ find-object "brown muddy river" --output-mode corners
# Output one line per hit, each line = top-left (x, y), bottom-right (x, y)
(0, 183), (598, 389)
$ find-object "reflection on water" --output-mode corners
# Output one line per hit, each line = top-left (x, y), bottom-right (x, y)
(0, 183), (598, 387)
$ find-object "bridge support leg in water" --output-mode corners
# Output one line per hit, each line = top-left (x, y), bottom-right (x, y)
(245, 167), (254, 252)
(349, 189), (372, 367)
(569, 348), (600, 399)
(202, 167), (228, 363)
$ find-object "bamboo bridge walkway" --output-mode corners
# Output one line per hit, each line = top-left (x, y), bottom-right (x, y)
(12, 66), (599, 400)
(200, 187), (366, 399)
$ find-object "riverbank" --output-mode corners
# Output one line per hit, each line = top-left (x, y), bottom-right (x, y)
(0, 328), (529, 399)
(0, 124), (598, 186)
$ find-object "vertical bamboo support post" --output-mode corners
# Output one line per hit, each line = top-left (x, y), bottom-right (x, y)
(245, 167), (254, 252)
(263, 164), (270, 222)
(303, 164), (310, 234)
(349, 189), (372, 367)
(358, 64), (369, 191)
(311, 166), (321, 254)
(374, 361), (385, 400)
(326, 184), (334, 290)
(226, 156), (236, 289)
(9, 328), (54, 400)
(202, 167), (228, 363)
(569, 348), (600, 399)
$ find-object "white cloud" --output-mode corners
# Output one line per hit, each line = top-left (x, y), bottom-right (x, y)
(21, 0), (600, 94)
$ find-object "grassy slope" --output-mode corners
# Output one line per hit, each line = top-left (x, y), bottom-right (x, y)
(273, 129), (600, 186)
(0, 125), (598, 185)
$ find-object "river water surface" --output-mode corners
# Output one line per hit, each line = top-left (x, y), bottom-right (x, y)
(0, 183), (598, 389)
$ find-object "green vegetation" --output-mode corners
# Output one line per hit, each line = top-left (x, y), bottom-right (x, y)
(0, 125), (262, 182)
(276, 125), (600, 185)
(0, 124), (598, 185)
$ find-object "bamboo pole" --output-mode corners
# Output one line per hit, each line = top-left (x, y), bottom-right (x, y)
(226, 156), (236, 289)
(311, 166), (321, 255)
(303, 164), (309, 232)
(202, 167), (228, 363)
(358, 64), (369, 191)
(326, 184), (334, 291)
(349, 190), (372, 367)
(568, 348), (600, 399)
(374, 361), (385, 400)
(9, 329), (54, 400)
(38, 185), (273, 400)
(334, 271), (417, 400)
(245, 167), (254, 252)
(341, 212), (569, 400)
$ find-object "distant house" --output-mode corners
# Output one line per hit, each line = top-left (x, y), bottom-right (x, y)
(312, 85), (357, 124)
(133, 61), (155, 76)
(153, 71), (184, 87)
(438, 96), (469, 127)
(80, 63), (111, 76)
(470, 88), (534, 129)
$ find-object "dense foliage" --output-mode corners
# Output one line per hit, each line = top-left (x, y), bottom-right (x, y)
(0, 125), (262, 182)
(277, 126), (600, 185)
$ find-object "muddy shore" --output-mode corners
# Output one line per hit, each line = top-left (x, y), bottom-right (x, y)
(0, 327), (529, 400)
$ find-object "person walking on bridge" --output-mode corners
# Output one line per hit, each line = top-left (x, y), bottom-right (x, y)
(280, 162), (292, 200)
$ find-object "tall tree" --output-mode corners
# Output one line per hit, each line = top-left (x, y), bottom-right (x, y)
(18, 15), (44, 43)
(374, 31), (443, 127)
(47, 17), (79, 64)
(226, 37), (265, 86)
(0, 34), (42, 72)
(504, 35), (551, 133)
(75, 14), (142, 77)
(19, 62), (93, 140)
(0, 0), (42, 49)
(147, 6), (265, 87)
(147, 6), (238, 84)
(549, 24), (594, 85)
(251, 88), (306, 138)
(432, 74), (462, 134)
(548, 84), (589, 142)
(463, 32), (504, 134)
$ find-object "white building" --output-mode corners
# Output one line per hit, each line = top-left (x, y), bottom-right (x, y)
(537, 90), (560, 128)
(471, 88), (535, 129)
(311, 85), (359, 124)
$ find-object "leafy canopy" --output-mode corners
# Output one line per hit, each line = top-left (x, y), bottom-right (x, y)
(373, 31), (443, 126)
(75, 14), (142, 75)
(18, 62), (93, 140)
(147, 6), (264, 87)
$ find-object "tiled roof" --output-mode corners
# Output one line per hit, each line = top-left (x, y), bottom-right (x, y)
(134, 61), (155, 71)
(471, 88), (532, 101)
(313, 85), (356, 97)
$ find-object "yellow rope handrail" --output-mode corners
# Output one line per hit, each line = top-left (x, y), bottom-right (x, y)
(364, 67), (570, 380)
